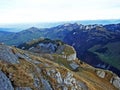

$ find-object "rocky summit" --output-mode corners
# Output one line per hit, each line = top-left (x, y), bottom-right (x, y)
(0, 39), (120, 90)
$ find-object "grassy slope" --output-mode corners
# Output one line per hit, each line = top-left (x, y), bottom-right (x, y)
(29, 44), (117, 90)
(89, 41), (120, 70)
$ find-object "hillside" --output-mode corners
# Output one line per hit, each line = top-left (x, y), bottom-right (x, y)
(0, 23), (120, 77)
(0, 24), (74, 45)
(63, 23), (120, 76)
(0, 27), (45, 45)
(0, 31), (14, 42)
(0, 40), (120, 90)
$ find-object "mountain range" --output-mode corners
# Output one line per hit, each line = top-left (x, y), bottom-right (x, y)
(0, 22), (120, 77)
(0, 19), (120, 32)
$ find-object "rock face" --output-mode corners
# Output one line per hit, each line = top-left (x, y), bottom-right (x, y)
(0, 71), (14, 90)
(66, 46), (77, 61)
(55, 72), (63, 84)
(64, 72), (80, 89)
(67, 53), (76, 61)
(18, 39), (63, 54)
(96, 70), (106, 78)
(110, 76), (120, 89)
(41, 79), (53, 90)
(29, 43), (57, 54)
(47, 69), (86, 90)
(0, 44), (19, 64)
(70, 62), (79, 70)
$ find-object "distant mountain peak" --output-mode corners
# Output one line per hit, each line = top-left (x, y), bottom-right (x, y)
(27, 27), (39, 31)
(29, 27), (39, 30)
(21, 27), (40, 33)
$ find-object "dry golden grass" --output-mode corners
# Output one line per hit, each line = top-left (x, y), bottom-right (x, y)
(0, 61), (33, 87)
(25, 47), (118, 90)
(63, 45), (75, 56)
(76, 67), (117, 90)
(0, 45), (119, 90)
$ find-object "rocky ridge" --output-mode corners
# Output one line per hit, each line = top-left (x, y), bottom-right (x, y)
(0, 44), (88, 90)
(0, 39), (116, 90)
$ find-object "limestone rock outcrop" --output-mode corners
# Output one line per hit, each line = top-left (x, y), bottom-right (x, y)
(0, 43), (119, 90)
(67, 53), (76, 61)
(96, 70), (106, 78)
(110, 76), (120, 89)
(0, 71), (14, 90)
(0, 44), (19, 64)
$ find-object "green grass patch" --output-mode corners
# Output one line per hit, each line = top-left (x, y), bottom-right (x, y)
(89, 42), (120, 70)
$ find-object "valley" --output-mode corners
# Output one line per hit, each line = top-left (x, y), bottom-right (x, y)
(0, 23), (120, 77)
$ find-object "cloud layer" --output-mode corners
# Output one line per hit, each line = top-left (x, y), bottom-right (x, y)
(0, 0), (120, 23)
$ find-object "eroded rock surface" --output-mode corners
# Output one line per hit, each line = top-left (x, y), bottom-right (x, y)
(70, 62), (79, 70)
(110, 76), (120, 89)
(96, 70), (106, 78)
(0, 70), (14, 90)
(67, 53), (76, 61)
(0, 45), (19, 64)
(0, 43), (119, 90)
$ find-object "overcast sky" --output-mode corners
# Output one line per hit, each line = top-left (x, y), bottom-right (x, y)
(0, 0), (120, 24)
